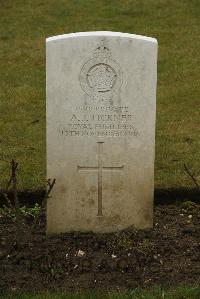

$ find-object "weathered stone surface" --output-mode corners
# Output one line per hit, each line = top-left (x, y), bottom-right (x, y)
(46, 31), (158, 234)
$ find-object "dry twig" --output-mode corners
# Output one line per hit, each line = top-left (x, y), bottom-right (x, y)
(10, 160), (19, 207)
(0, 159), (19, 207)
(184, 163), (199, 188)
(10, 160), (22, 245)
(42, 178), (56, 208)
(0, 192), (13, 208)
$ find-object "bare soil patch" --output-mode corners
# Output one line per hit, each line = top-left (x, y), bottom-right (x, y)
(0, 202), (200, 292)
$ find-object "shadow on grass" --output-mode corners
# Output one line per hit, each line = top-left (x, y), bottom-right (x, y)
(0, 187), (199, 208)
(155, 187), (199, 205)
(0, 189), (45, 207)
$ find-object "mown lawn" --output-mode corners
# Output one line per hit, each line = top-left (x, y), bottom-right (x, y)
(1, 286), (200, 299)
(0, 0), (200, 189)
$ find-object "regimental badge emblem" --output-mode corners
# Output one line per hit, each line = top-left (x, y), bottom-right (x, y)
(79, 41), (122, 102)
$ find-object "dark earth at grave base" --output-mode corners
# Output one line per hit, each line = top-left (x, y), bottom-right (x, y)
(0, 201), (200, 293)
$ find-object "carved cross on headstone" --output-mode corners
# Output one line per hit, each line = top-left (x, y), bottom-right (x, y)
(78, 142), (124, 216)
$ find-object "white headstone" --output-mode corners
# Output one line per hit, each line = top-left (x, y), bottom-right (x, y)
(46, 31), (157, 234)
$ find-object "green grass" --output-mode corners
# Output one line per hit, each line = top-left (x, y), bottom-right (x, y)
(1, 286), (200, 299)
(0, 0), (200, 190)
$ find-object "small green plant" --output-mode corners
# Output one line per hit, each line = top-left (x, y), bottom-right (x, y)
(0, 206), (15, 220)
(181, 201), (200, 213)
(0, 203), (42, 222)
(20, 203), (41, 220)
(136, 239), (154, 255)
(106, 229), (137, 251)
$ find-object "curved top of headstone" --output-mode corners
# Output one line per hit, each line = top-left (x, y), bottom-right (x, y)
(46, 31), (157, 44)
